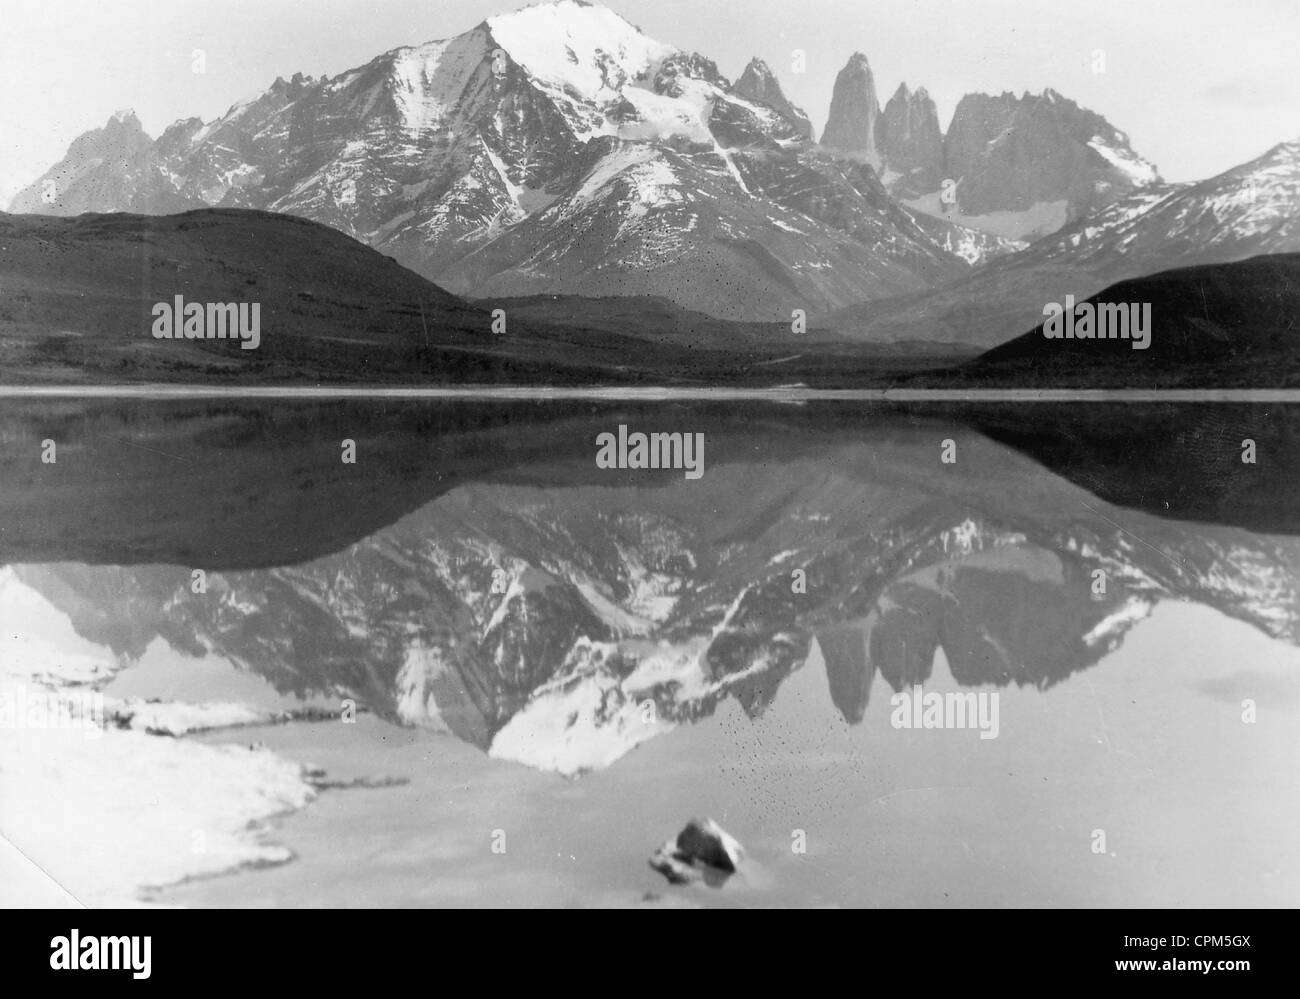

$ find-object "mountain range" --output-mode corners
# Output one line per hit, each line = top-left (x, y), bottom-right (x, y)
(4, 0), (1184, 323)
(4, 0), (1298, 360)
(831, 140), (1300, 348)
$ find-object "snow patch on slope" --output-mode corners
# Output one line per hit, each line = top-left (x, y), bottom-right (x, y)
(489, 638), (673, 775)
(486, 0), (675, 104)
(1088, 136), (1159, 186)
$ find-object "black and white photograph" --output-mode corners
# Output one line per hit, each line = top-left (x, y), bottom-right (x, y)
(0, 0), (1297, 947)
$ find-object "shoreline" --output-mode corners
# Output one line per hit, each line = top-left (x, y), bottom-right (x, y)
(2, 385), (1300, 402)
(0, 568), (319, 907)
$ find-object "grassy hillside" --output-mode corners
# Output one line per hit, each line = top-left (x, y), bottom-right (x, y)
(0, 208), (979, 387)
(943, 254), (1300, 387)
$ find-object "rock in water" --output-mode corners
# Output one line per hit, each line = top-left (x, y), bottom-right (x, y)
(676, 818), (740, 872)
(649, 818), (744, 885)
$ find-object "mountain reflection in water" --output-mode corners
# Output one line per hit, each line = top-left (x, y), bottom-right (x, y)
(3, 399), (1298, 776)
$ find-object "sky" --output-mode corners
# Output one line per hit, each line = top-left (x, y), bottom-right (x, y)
(2, 0), (1298, 205)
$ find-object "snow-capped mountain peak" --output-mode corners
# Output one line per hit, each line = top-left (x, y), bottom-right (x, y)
(486, 0), (674, 102)
(9, 0), (1237, 323)
(1033, 136), (1300, 266)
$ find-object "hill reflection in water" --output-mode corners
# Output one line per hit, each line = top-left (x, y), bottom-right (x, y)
(4, 398), (1298, 776)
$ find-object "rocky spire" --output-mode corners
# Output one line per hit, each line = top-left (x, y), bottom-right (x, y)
(733, 57), (814, 140)
(880, 83), (944, 196)
(944, 88), (1159, 217)
(821, 52), (881, 163)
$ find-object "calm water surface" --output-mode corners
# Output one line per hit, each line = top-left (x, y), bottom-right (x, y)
(2, 399), (1298, 906)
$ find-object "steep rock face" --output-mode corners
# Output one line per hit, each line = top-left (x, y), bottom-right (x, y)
(815, 55), (1157, 236)
(11, 2), (984, 321)
(942, 88), (1158, 220)
(733, 58), (814, 140)
(879, 84), (943, 198)
(820, 53), (882, 165)
(9, 112), (201, 216)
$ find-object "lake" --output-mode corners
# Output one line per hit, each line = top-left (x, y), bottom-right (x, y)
(2, 398), (1298, 906)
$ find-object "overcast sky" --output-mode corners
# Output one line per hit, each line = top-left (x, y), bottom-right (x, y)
(2, 0), (1297, 204)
